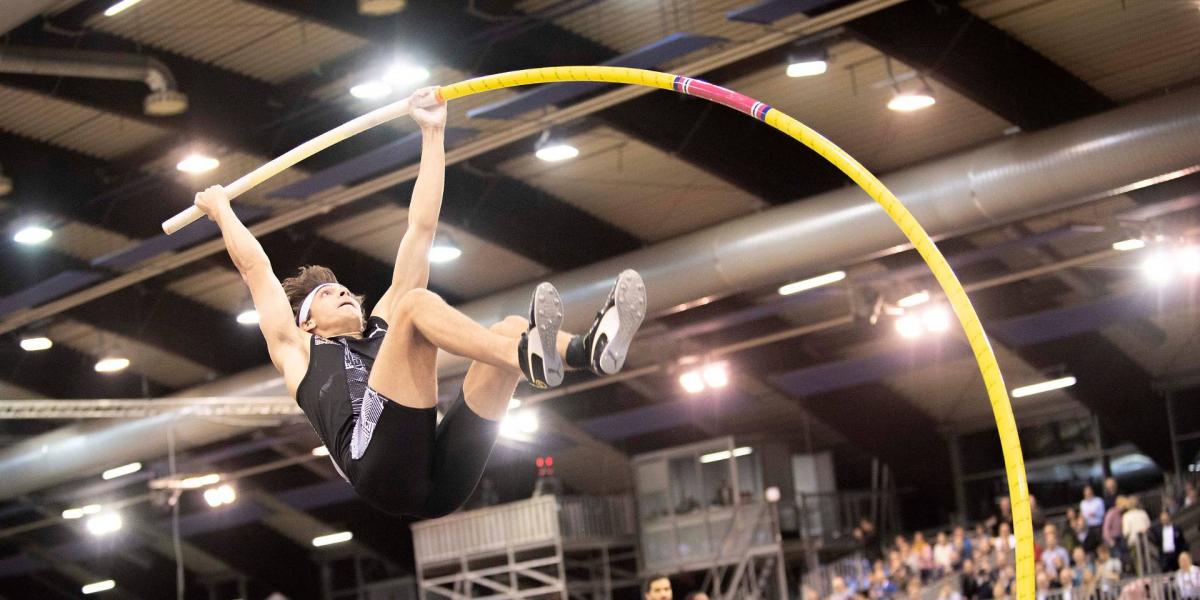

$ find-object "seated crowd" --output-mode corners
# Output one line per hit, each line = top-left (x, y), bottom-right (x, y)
(830, 478), (1198, 600)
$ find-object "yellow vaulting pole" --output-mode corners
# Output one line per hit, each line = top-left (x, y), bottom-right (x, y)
(165, 66), (1034, 600)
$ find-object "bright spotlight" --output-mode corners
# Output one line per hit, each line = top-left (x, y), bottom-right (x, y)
(786, 59), (828, 78)
(515, 410), (539, 434)
(180, 473), (221, 489)
(102, 462), (142, 480)
(508, 398), (522, 410)
(679, 371), (706, 394)
(887, 91), (936, 112)
(94, 356), (130, 373)
(312, 531), (353, 547)
(428, 239), (462, 263)
(535, 142), (580, 162)
(897, 291), (930, 308)
(82, 579), (116, 594)
(204, 484), (236, 507)
(384, 64), (430, 87)
(13, 225), (53, 245)
(236, 310), (260, 325)
(778, 271), (845, 296)
(19, 336), (52, 351)
(1112, 239), (1146, 252)
(702, 362), (730, 388)
(895, 315), (923, 339)
(86, 512), (123, 536)
(350, 80), (392, 100)
(921, 306), (951, 333)
(312, 445), (330, 457)
(175, 153), (220, 174)
(1142, 254), (1174, 285)
(1011, 376), (1076, 398)
(1176, 246), (1200, 275)
(103, 0), (143, 16)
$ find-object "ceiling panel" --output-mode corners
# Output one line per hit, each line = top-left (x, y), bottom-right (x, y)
(90, 0), (367, 84)
(964, 0), (1200, 102)
(495, 125), (767, 241)
(45, 318), (217, 389)
(725, 41), (1013, 173)
(318, 205), (551, 299)
(0, 86), (171, 159)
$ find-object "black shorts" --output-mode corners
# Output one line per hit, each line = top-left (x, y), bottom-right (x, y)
(341, 388), (500, 518)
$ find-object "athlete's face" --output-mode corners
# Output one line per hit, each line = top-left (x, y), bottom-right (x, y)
(303, 284), (364, 335)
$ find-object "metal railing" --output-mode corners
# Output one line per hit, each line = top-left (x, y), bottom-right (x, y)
(1036, 570), (1200, 600)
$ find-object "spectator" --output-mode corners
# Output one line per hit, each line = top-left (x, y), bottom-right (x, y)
(1122, 496), (1152, 576)
(1081, 485), (1106, 530)
(1058, 567), (1076, 600)
(905, 578), (923, 600)
(1104, 495), (1126, 560)
(856, 517), (884, 563)
(869, 561), (898, 599)
(1184, 483), (1197, 509)
(953, 526), (972, 570)
(1067, 515), (1101, 555)
(1029, 494), (1047, 531)
(830, 576), (852, 600)
(935, 531), (957, 576)
(1177, 552), (1200, 599)
(803, 585), (820, 600)
(644, 575), (673, 600)
(1103, 477), (1119, 511)
(1097, 544), (1123, 596)
(993, 523), (1015, 555)
(913, 532), (935, 579)
(1035, 572), (1052, 600)
(1041, 530), (1070, 574)
(937, 580), (962, 600)
(1070, 547), (1094, 587)
(987, 497), (1013, 536)
(1149, 509), (1189, 572)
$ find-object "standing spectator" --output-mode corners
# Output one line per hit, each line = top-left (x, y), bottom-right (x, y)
(1041, 530), (1071, 574)
(1184, 483), (1197, 509)
(987, 497), (1014, 536)
(1097, 544), (1123, 596)
(1177, 552), (1200, 599)
(994, 523), (1015, 555)
(1103, 477), (1119, 511)
(935, 531), (957, 576)
(1122, 496), (1152, 576)
(1029, 494), (1047, 531)
(1081, 485), (1106, 530)
(856, 517), (884, 563)
(1149, 509), (1189, 572)
(953, 526), (972, 570)
(1104, 496), (1126, 561)
(1067, 515), (1101, 555)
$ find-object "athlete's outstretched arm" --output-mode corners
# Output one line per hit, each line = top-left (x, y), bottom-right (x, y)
(373, 87), (447, 319)
(195, 186), (306, 376)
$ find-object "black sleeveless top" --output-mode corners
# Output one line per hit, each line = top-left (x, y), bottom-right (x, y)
(295, 315), (389, 475)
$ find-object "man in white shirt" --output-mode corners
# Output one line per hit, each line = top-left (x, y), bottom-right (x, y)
(1151, 510), (1189, 571)
(1080, 485), (1106, 529)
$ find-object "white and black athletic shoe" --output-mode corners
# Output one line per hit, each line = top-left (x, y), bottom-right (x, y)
(518, 282), (565, 389)
(580, 269), (646, 375)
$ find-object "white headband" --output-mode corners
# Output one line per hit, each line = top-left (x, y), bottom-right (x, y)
(297, 283), (337, 326)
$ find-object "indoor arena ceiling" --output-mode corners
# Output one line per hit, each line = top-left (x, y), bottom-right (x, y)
(1, 0), (1199, 597)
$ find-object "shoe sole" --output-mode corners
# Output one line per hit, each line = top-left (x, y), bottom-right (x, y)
(529, 282), (565, 387)
(596, 269), (646, 375)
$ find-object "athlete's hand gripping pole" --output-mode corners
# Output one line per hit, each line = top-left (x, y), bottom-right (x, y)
(162, 91), (442, 235)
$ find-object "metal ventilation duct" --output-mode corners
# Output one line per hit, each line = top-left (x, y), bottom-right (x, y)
(0, 46), (188, 115)
(1, 85), (1199, 500)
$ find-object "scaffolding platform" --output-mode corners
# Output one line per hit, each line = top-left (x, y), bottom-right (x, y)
(412, 495), (637, 599)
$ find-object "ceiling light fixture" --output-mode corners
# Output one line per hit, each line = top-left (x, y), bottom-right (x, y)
(1011, 376), (1076, 398)
(1112, 238), (1146, 251)
(13, 225), (52, 245)
(102, 462), (142, 480)
(19, 336), (52, 352)
(428, 236), (462, 263)
(312, 531), (354, 547)
(176, 153), (220, 174)
(897, 290), (930, 308)
(350, 80), (392, 100)
(778, 270), (846, 296)
(103, 0), (143, 17)
(534, 130), (579, 162)
(236, 310), (260, 325)
(94, 355), (130, 373)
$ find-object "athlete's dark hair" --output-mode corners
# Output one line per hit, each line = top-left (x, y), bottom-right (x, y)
(281, 265), (365, 322)
(643, 574), (670, 593)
